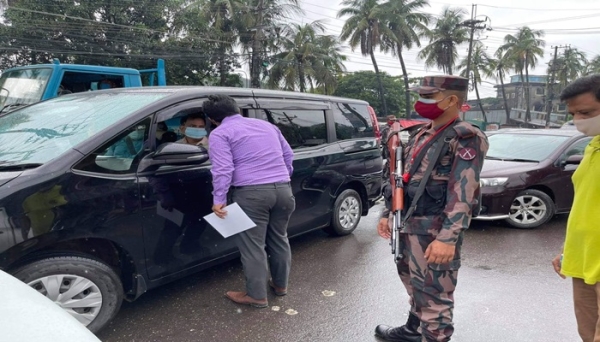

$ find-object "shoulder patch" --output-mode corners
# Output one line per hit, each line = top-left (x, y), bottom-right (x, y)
(452, 121), (480, 139)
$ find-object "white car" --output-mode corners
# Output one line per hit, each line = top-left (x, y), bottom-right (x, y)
(0, 270), (101, 342)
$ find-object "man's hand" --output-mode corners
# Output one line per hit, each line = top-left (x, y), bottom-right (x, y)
(425, 240), (456, 264)
(552, 253), (566, 279)
(212, 204), (227, 219)
(377, 218), (391, 239)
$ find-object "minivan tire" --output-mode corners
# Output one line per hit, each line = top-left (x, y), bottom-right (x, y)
(11, 256), (123, 333)
(324, 189), (362, 236)
(505, 189), (555, 229)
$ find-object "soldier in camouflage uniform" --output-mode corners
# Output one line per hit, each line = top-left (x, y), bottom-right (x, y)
(375, 75), (489, 342)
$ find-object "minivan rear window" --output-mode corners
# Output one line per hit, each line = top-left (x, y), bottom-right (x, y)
(333, 103), (374, 140)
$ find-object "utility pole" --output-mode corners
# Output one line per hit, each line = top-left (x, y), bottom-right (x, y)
(250, 0), (264, 88)
(461, 4), (488, 119)
(545, 45), (568, 128)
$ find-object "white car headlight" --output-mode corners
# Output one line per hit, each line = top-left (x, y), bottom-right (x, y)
(480, 177), (509, 187)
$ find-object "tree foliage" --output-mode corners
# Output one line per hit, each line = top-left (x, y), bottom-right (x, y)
(334, 71), (415, 117)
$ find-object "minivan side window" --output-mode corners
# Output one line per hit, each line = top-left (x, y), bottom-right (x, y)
(74, 117), (152, 174)
(332, 102), (374, 140)
(256, 109), (327, 149)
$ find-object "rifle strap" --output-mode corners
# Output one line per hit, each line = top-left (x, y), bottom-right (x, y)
(403, 126), (456, 223)
(406, 119), (461, 181)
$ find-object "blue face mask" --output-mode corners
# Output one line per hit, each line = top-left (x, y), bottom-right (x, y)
(185, 127), (207, 139)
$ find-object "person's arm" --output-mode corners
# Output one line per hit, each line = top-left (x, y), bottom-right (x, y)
(208, 131), (234, 206)
(277, 128), (294, 177)
(436, 134), (489, 245)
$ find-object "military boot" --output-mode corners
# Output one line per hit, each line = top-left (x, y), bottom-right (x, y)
(375, 312), (421, 342)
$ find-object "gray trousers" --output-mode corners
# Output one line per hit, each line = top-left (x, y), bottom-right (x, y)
(231, 182), (295, 299)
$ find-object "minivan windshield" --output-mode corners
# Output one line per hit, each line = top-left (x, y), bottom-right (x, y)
(0, 92), (168, 166)
(487, 133), (570, 162)
(0, 68), (52, 110)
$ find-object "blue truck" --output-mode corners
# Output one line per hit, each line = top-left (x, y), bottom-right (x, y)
(0, 59), (166, 113)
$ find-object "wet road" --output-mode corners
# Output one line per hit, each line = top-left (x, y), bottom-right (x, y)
(97, 204), (578, 342)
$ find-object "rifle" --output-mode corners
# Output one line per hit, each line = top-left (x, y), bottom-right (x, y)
(386, 122), (404, 263)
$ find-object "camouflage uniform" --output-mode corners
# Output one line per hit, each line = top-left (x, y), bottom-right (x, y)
(379, 76), (489, 342)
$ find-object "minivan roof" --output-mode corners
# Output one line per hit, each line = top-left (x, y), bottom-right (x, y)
(105, 86), (370, 105)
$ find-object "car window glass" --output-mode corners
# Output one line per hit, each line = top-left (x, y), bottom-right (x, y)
(74, 117), (152, 174)
(332, 103), (373, 140)
(256, 109), (327, 149)
(0, 93), (168, 166)
(487, 133), (571, 162)
(562, 138), (592, 159)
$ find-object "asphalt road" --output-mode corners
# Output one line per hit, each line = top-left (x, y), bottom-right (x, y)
(97, 204), (578, 342)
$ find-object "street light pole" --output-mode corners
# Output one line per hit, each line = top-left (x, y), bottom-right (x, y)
(460, 4), (488, 119)
(234, 69), (249, 88)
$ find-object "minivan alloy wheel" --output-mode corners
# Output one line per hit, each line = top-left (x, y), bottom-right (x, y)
(28, 274), (103, 326)
(339, 196), (360, 229)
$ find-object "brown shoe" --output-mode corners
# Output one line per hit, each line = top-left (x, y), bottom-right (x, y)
(269, 280), (287, 296)
(225, 291), (268, 308)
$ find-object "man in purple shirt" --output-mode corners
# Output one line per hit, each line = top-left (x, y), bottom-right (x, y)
(203, 94), (296, 308)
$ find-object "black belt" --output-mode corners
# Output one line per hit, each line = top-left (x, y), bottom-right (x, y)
(231, 181), (290, 190)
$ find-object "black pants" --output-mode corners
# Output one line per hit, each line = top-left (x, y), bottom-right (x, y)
(231, 182), (295, 299)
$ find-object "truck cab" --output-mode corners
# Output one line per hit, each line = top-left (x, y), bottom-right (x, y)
(0, 59), (165, 113)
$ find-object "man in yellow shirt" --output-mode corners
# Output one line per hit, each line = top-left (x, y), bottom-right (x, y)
(552, 74), (600, 342)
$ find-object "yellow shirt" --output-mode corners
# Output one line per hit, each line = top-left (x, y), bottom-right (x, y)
(562, 136), (600, 284)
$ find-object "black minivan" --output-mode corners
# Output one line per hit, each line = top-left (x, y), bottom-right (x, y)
(0, 87), (382, 332)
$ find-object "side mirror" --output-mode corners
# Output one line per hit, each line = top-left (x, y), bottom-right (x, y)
(138, 143), (209, 172)
(563, 154), (583, 166)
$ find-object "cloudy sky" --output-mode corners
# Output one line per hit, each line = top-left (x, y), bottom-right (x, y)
(288, 0), (600, 98)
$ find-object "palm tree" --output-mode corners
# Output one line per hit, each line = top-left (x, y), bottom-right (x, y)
(200, 0), (240, 86)
(338, 0), (391, 115)
(498, 26), (545, 122)
(585, 55), (600, 75)
(458, 42), (494, 123)
(493, 50), (516, 124)
(554, 47), (587, 88)
(267, 21), (346, 93)
(380, 0), (430, 117)
(236, 0), (302, 88)
(417, 7), (468, 75)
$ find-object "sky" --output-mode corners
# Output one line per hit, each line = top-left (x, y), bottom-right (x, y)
(285, 0), (600, 99)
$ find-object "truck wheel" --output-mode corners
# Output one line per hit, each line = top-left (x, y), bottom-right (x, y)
(324, 189), (362, 236)
(12, 256), (123, 333)
(504, 189), (555, 229)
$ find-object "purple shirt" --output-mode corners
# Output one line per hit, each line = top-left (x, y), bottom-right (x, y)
(209, 114), (294, 205)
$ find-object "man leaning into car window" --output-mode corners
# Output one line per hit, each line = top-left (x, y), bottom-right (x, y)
(177, 112), (209, 148)
(552, 74), (600, 342)
(203, 94), (295, 309)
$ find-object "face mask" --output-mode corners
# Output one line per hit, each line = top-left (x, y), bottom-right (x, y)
(185, 127), (207, 139)
(387, 120), (395, 125)
(574, 114), (600, 136)
(414, 97), (450, 120)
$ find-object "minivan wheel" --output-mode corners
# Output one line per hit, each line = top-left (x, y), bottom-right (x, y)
(324, 189), (362, 236)
(505, 189), (555, 229)
(12, 256), (123, 333)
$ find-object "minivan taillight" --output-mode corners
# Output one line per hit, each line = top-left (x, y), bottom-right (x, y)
(367, 106), (381, 142)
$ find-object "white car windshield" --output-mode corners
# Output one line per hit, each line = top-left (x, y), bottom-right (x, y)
(0, 92), (168, 166)
(487, 133), (570, 162)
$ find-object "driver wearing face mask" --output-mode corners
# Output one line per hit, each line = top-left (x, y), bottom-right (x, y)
(177, 112), (209, 148)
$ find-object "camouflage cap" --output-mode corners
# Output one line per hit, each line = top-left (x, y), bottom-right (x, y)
(409, 75), (468, 95)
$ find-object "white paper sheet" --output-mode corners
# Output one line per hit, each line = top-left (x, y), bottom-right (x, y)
(203, 202), (257, 238)
(156, 202), (184, 226)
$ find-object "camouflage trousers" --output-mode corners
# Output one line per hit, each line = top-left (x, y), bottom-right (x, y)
(396, 233), (462, 342)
